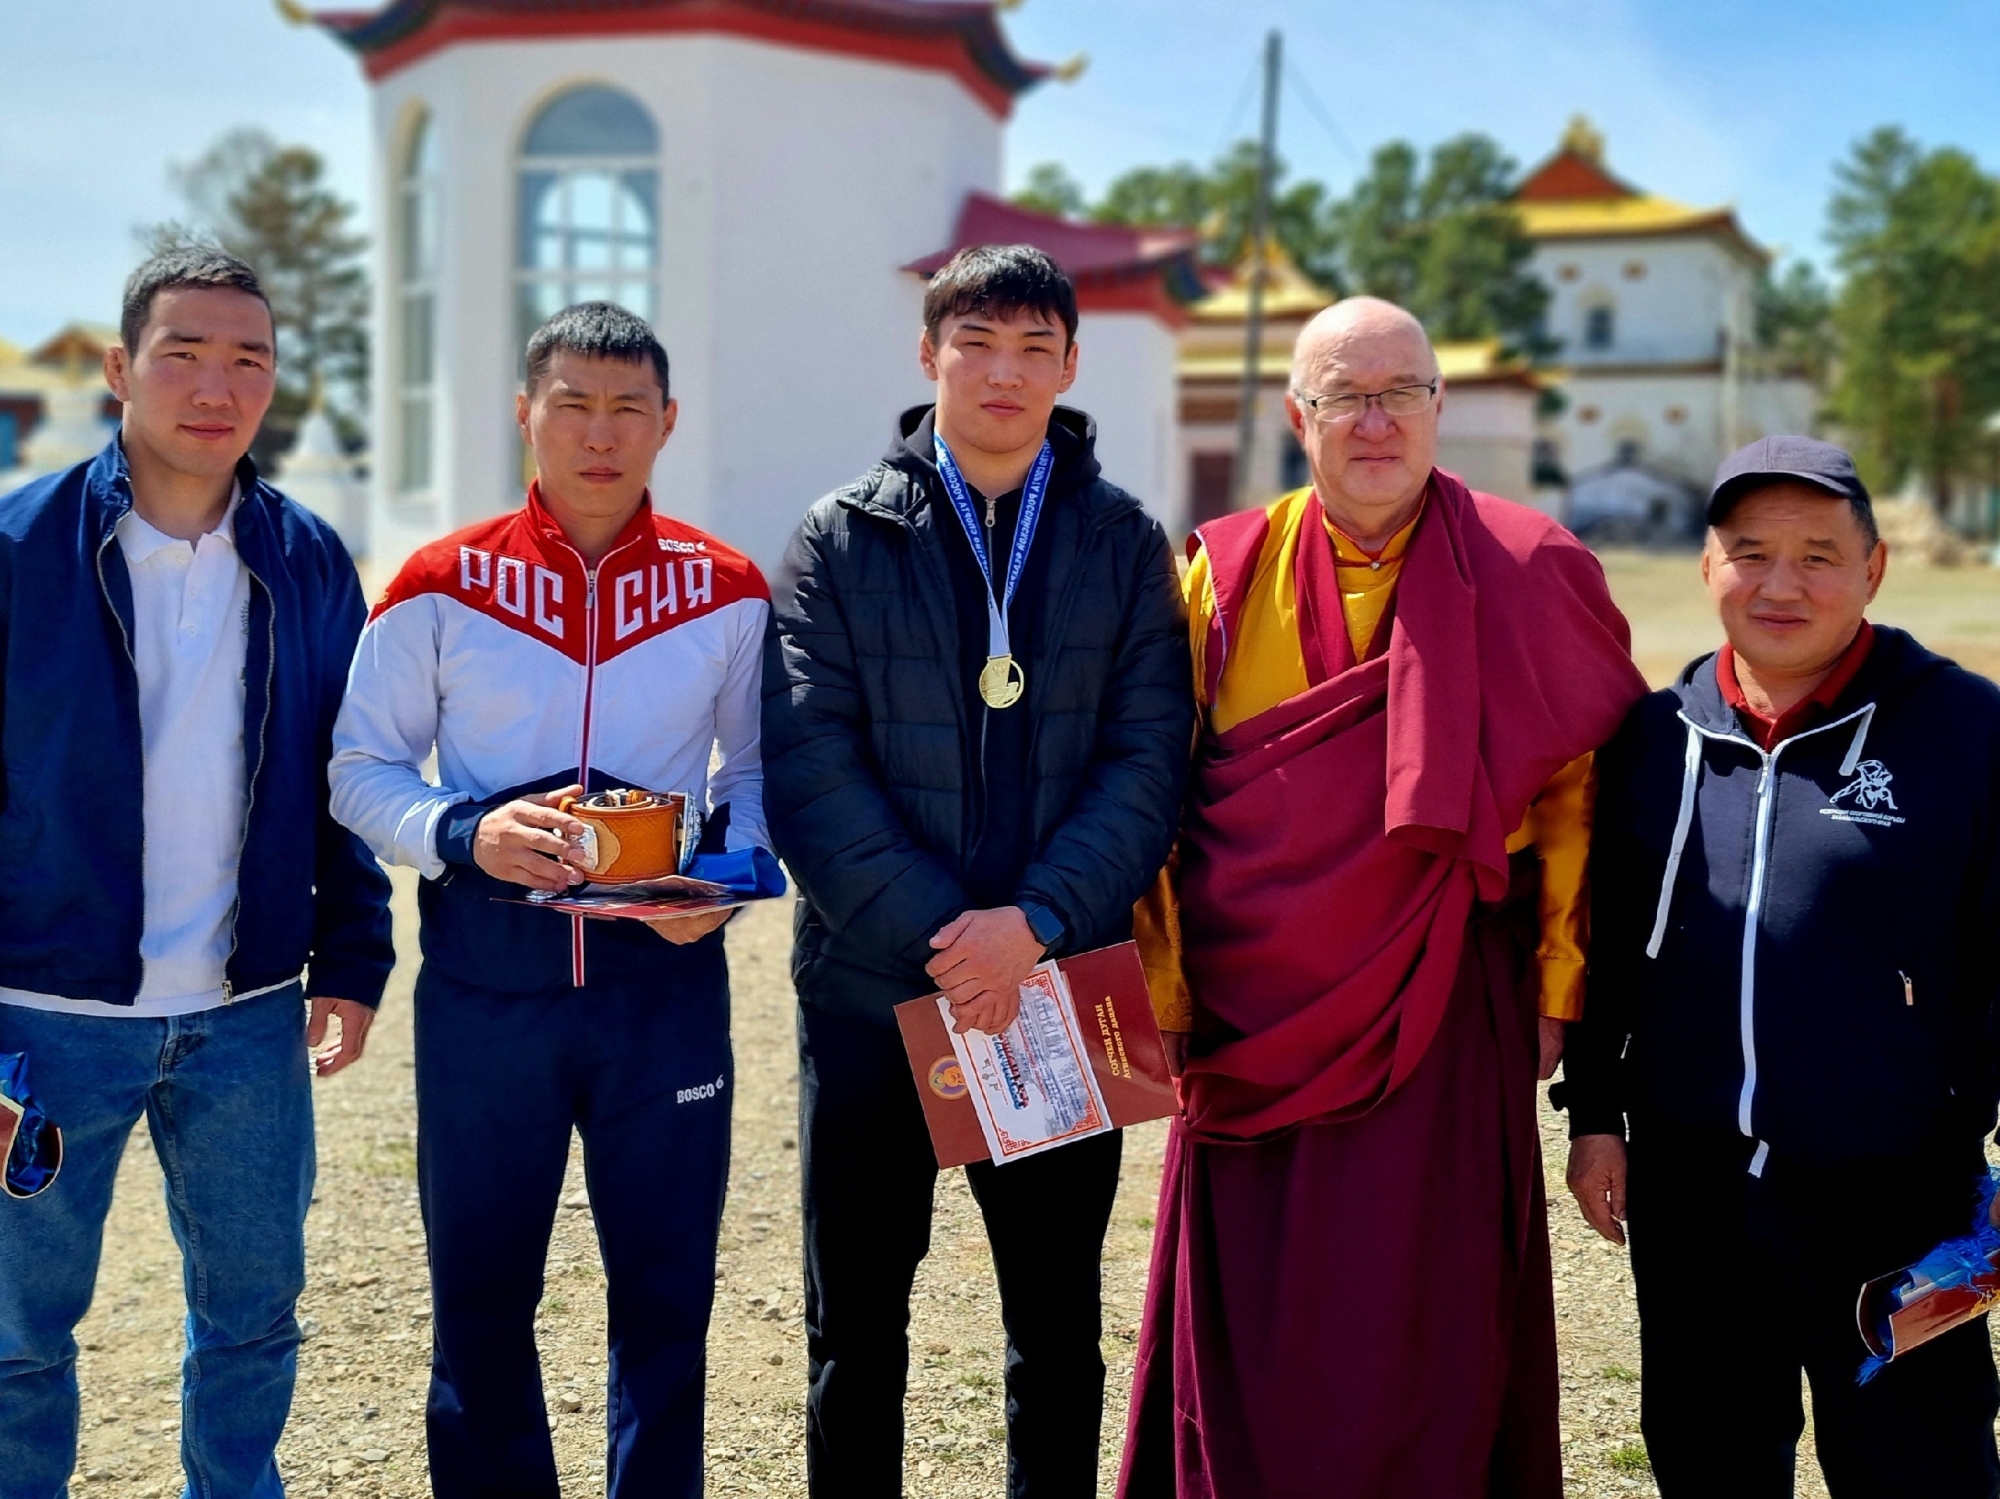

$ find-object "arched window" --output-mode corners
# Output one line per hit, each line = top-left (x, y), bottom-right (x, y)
(1583, 304), (1615, 351)
(517, 86), (659, 341)
(397, 113), (439, 494)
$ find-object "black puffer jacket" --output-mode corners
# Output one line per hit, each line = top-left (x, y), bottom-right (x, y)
(762, 405), (1193, 1024)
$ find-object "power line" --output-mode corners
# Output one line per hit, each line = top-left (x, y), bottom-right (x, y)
(1214, 54), (1263, 157)
(1284, 59), (1363, 172)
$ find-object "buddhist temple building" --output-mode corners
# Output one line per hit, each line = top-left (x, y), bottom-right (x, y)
(1517, 117), (1814, 529)
(307, 0), (1202, 573)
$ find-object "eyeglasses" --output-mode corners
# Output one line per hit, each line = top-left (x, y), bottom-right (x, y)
(1294, 381), (1439, 424)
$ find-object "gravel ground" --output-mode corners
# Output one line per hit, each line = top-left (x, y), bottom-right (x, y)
(43, 886), (1732, 1499)
(56, 554), (2000, 1497)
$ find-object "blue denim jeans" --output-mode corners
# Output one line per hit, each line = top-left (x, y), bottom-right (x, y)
(0, 983), (313, 1499)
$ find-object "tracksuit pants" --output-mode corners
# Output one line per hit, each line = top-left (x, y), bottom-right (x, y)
(1628, 1125), (2000, 1498)
(798, 1001), (1123, 1499)
(414, 954), (732, 1499)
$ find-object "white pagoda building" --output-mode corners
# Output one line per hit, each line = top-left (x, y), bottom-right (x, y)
(1516, 118), (1816, 527)
(307, 0), (1197, 573)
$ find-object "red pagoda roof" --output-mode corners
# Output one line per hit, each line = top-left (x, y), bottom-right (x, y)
(312, 0), (1049, 115)
(905, 194), (1206, 325)
(1515, 148), (1638, 203)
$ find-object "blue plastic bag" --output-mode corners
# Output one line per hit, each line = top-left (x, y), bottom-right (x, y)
(0, 1051), (62, 1199)
(683, 846), (787, 900)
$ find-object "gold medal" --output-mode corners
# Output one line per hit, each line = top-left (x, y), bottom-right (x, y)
(979, 654), (1025, 709)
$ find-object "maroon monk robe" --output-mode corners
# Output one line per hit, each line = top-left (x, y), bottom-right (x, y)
(1120, 474), (1646, 1498)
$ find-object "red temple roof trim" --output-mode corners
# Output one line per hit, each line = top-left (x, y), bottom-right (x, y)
(1516, 148), (1638, 202)
(313, 0), (1048, 116)
(905, 194), (1207, 326)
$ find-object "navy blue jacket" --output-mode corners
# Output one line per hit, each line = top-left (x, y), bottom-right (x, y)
(1562, 627), (2000, 1167)
(0, 440), (394, 1007)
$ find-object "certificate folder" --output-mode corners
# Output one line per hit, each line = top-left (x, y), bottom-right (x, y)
(894, 940), (1178, 1168)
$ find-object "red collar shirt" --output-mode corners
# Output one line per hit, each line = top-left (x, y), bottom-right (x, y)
(1717, 621), (1876, 752)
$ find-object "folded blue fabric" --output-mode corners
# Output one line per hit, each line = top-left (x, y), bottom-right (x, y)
(684, 846), (788, 900)
(1, 1051), (60, 1198)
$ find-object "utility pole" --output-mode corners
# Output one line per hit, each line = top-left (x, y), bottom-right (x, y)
(1232, 29), (1282, 511)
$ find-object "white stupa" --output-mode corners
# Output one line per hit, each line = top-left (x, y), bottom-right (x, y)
(277, 401), (369, 558)
(18, 370), (113, 481)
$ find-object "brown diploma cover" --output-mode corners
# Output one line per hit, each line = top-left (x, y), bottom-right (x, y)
(894, 941), (1178, 1169)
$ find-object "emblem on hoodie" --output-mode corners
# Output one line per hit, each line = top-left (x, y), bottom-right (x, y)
(1824, 759), (1904, 826)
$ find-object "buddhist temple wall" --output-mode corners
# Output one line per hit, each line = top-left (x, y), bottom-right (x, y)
(1435, 384), (1536, 506)
(1066, 312), (1182, 531)
(364, 33), (1001, 576)
(1553, 367), (1817, 491)
(1529, 235), (1785, 495)
(1532, 238), (1751, 370)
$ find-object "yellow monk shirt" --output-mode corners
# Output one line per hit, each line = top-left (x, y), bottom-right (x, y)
(1147, 488), (1593, 1027)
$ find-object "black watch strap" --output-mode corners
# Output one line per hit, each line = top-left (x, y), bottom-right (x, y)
(1017, 901), (1065, 955)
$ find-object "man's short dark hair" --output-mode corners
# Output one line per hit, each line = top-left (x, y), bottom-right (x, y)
(120, 246), (272, 356)
(922, 244), (1078, 348)
(524, 302), (670, 401)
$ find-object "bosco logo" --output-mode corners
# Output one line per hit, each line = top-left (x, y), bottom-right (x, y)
(928, 1056), (968, 1101)
(676, 1073), (728, 1106)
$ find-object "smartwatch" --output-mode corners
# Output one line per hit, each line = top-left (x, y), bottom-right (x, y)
(1017, 901), (1066, 957)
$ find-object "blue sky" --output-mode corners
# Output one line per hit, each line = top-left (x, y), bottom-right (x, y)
(2, 0), (1995, 348)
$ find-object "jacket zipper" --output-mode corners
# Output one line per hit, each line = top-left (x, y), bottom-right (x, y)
(220, 569), (276, 1004)
(95, 527), (147, 1001)
(1738, 755), (1777, 1138)
(973, 496), (998, 852)
(548, 531), (643, 987)
(1675, 703), (1875, 1167)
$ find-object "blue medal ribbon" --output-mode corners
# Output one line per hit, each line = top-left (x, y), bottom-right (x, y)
(932, 431), (1055, 707)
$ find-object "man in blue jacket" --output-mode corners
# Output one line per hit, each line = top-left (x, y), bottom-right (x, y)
(0, 248), (394, 1499)
(763, 245), (1193, 1497)
(1561, 437), (2000, 1497)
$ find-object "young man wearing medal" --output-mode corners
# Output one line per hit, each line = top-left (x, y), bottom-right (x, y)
(762, 244), (1193, 1496)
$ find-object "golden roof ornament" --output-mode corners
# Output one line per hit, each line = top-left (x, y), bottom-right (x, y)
(1560, 114), (1605, 163)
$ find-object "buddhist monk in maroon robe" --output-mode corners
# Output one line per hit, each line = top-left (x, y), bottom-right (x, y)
(1121, 299), (1647, 1498)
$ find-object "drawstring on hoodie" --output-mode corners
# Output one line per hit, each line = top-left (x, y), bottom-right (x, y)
(1838, 703), (1876, 777)
(1646, 723), (1704, 959)
(1645, 700), (1878, 962)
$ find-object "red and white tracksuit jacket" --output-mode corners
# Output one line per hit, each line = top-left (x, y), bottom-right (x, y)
(329, 486), (768, 988)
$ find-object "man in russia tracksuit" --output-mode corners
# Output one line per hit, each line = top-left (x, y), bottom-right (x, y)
(1560, 437), (2000, 1497)
(329, 303), (769, 1498)
(0, 248), (395, 1499)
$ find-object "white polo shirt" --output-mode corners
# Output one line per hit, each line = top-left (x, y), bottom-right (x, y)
(0, 488), (288, 1017)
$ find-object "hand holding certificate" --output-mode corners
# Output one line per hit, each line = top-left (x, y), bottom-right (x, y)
(895, 941), (1178, 1169)
(942, 963), (1112, 1164)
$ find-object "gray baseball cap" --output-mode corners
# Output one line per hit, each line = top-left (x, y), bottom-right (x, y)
(1708, 435), (1873, 527)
